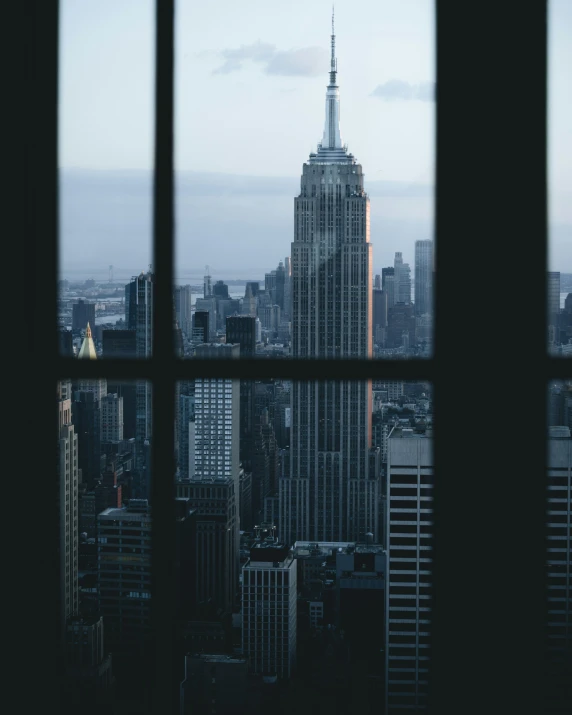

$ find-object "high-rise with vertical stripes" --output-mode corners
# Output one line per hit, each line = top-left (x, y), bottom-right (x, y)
(280, 13), (379, 545)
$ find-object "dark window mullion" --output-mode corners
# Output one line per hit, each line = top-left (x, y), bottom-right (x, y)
(57, 357), (436, 382)
(34, 1), (61, 712)
(151, 1), (176, 713)
(432, 2), (547, 713)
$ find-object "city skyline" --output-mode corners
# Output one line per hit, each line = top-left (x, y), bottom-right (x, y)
(58, 0), (572, 276)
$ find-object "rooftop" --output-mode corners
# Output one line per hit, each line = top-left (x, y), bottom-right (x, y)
(294, 541), (385, 556)
(98, 506), (150, 521)
(187, 653), (247, 665)
(389, 426), (433, 439)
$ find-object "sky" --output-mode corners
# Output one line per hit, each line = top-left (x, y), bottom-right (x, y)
(59, 0), (571, 278)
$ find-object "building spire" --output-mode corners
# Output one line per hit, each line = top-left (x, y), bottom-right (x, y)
(330, 5), (337, 86)
(321, 6), (343, 151)
(78, 322), (97, 360)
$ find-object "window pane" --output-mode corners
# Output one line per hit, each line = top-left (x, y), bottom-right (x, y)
(548, 0), (572, 356)
(58, 0), (155, 357)
(58, 377), (153, 710)
(174, 1), (435, 359)
(174, 377), (433, 711)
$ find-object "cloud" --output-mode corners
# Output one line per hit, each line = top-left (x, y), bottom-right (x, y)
(371, 80), (435, 102)
(212, 41), (328, 77)
(213, 41), (276, 74)
(265, 47), (328, 77)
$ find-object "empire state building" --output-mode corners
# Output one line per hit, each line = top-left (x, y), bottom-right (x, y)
(280, 14), (380, 544)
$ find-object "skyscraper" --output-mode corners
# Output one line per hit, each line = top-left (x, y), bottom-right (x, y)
(242, 526), (297, 679)
(281, 15), (378, 544)
(382, 267), (395, 307)
(193, 344), (240, 483)
(283, 256), (292, 321)
(546, 428), (572, 672)
(394, 252), (412, 304)
(174, 284), (193, 336)
(58, 380), (79, 634)
(226, 316), (256, 477)
(548, 271), (561, 327)
(414, 240), (434, 316)
(126, 272), (153, 473)
(101, 393), (124, 444)
(385, 427), (433, 713)
(72, 300), (95, 332)
(97, 500), (152, 673)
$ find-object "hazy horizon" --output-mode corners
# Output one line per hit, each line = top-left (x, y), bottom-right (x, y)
(58, 0), (572, 277)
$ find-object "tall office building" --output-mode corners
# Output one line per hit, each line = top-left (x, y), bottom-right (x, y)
(548, 271), (561, 327)
(59, 329), (74, 356)
(180, 654), (248, 715)
(72, 390), (102, 490)
(174, 284), (193, 336)
(385, 427), (433, 713)
(195, 298), (217, 339)
(226, 316), (256, 356)
(394, 252), (412, 304)
(101, 393), (124, 444)
(102, 329), (136, 358)
(72, 300), (96, 332)
(226, 316), (256, 475)
(97, 500), (152, 667)
(178, 393), (195, 480)
(281, 15), (378, 544)
(283, 256), (292, 320)
(64, 616), (113, 700)
(265, 260), (286, 312)
(241, 283), (257, 318)
(373, 287), (388, 338)
(382, 267), (396, 307)
(175, 478), (238, 614)
(102, 330), (137, 439)
(126, 272), (153, 472)
(414, 240), (433, 316)
(546, 428), (572, 678)
(58, 380), (79, 637)
(193, 310), (210, 343)
(193, 344), (240, 483)
(242, 525), (297, 679)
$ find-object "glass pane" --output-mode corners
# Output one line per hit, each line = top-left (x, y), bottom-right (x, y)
(546, 381), (572, 709)
(58, 378), (152, 710)
(175, 1), (435, 359)
(175, 378), (433, 711)
(58, 0), (155, 356)
(548, 0), (572, 356)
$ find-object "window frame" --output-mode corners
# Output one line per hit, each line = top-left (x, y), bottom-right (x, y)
(30, 0), (570, 712)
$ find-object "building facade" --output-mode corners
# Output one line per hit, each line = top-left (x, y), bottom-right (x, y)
(175, 478), (238, 614)
(546, 428), (572, 672)
(242, 530), (297, 679)
(58, 379), (79, 632)
(126, 272), (154, 472)
(97, 500), (152, 665)
(281, 19), (378, 545)
(193, 344), (240, 483)
(101, 393), (123, 444)
(414, 240), (433, 317)
(548, 271), (561, 328)
(385, 428), (433, 713)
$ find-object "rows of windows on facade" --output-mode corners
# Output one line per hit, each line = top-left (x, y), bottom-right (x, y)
(56, 22), (570, 715)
